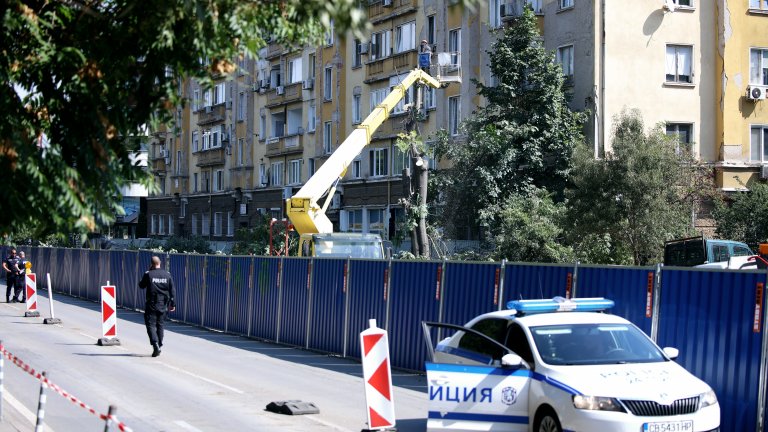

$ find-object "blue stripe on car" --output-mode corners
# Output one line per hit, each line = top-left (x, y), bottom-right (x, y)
(425, 362), (582, 395)
(428, 411), (528, 424)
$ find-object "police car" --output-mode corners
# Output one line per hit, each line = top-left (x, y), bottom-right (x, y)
(422, 297), (720, 432)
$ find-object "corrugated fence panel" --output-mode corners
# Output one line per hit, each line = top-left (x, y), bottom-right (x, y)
(203, 255), (228, 331)
(121, 251), (141, 310)
(442, 262), (502, 326)
(575, 265), (655, 335)
(227, 256), (252, 335)
(279, 258), (311, 347)
(308, 258), (347, 354)
(502, 263), (574, 305)
(86, 250), (102, 301)
(251, 257), (281, 341)
(109, 251), (124, 307)
(347, 259), (389, 360)
(658, 268), (766, 432)
(185, 255), (206, 326)
(167, 253), (187, 322)
(389, 260), (442, 371)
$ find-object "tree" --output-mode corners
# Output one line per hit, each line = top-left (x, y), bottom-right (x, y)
(0, 0), (371, 239)
(712, 182), (768, 247)
(440, 8), (586, 239)
(396, 129), (430, 257)
(566, 110), (712, 265)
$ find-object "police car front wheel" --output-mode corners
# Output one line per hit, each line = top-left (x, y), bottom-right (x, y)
(534, 408), (562, 432)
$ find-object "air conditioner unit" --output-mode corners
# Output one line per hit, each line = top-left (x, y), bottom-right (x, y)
(747, 85), (766, 101)
(359, 43), (369, 55)
(283, 187), (292, 200)
(662, 0), (677, 12)
(302, 79), (314, 90)
(257, 207), (267, 216)
(382, 0), (392, 7)
(276, 86), (285, 95)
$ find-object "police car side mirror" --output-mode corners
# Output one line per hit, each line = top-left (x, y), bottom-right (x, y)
(663, 347), (679, 360)
(500, 353), (526, 369)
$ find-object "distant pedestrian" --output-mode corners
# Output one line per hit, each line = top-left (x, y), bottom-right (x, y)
(138, 256), (176, 357)
(419, 39), (432, 73)
(3, 248), (18, 303)
(13, 251), (28, 303)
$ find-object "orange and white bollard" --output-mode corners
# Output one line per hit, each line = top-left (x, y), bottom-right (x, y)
(97, 282), (120, 346)
(24, 273), (40, 318)
(360, 319), (396, 431)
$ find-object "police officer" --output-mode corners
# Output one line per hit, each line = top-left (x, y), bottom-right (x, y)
(3, 248), (18, 303)
(138, 256), (176, 357)
(13, 251), (28, 303)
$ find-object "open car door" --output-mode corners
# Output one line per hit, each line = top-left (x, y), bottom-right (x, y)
(422, 321), (532, 432)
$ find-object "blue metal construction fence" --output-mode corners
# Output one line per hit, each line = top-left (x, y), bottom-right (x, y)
(6, 245), (768, 432)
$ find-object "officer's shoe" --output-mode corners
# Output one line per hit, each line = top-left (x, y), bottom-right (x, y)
(151, 344), (161, 357)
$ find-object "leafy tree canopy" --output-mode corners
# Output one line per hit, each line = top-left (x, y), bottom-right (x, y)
(0, 0), (373, 239)
(440, 8), (586, 237)
(712, 182), (768, 248)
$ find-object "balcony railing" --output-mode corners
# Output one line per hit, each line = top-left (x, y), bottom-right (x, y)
(368, 0), (417, 22)
(266, 42), (283, 59)
(195, 147), (225, 167)
(365, 50), (418, 83)
(266, 82), (302, 107)
(196, 104), (226, 126)
(266, 134), (303, 157)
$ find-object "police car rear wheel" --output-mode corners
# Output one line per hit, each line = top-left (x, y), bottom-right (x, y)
(535, 410), (562, 432)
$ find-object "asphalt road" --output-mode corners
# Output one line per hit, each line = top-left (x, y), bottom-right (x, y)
(0, 284), (429, 432)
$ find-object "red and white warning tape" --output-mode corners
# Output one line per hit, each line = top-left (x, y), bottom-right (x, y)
(0, 343), (133, 432)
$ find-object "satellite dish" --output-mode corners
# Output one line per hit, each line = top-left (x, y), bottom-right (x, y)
(663, 0), (677, 12)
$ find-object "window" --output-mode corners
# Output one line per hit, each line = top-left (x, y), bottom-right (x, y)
(270, 66), (282, 88)
(448, 29), (461, 66)
(324, 121), (333, 154)
(324, 66), (333, 100)
(203, 171), (210, 192)
(259, 163), (267, 186)
(449, 96), (461, 136)
(391, 73), (415, 114)
(666, 123), (693, 154)
(370, 88), (388, 113)
(308, 53), (316, 78)
(192, 89), (200, 112)
(458, 318), (508, 360)
(368, 208), (385, 234)
(287, 57), (303, 84)
(191, 213), (198, 235)
(490, 0), (501, 27)
(672, 0), (692, 6)
(192, 131), (199, 152)
(176, 150), (182, 175)
(167, 215), (174, 236)
(325, 20), (334, 46)
(193, 173), (198, 192)
(369, 148), (388, 177)
(750, 48), (768, 85)
(352, 159), (362, 178)
(309, 103), (316, 132)
(150, 214), (157, 235)
(237, 92), (245, 121)
(750, 125), (768, 163)
(203, 89), (212, 108)
(180, 200), (186, 218)
(214, 212), (222, 236)
(425, 87), (436, 109)
(308, 158), (316, 176)
(227, 212), (234, 237)
(353, 94), (361, 124)
(560, 0), (574, 8)
(289, 159), (302, 184)
(260, 114), (267, 140)
(202, 212), (210, 236)
(271, 161), (284, 185)
(354, 39), (364, 68)
(665, 45), (693, 84)
(370, 30), (392, 61)
(557, 45), (574, 79)
(158, 215), (165, 235)
(392, 145), (407, 175)
(395, 21), (416, 54)
(214, 83), (226, 105)
(214, 169), (223, 191)
(349, 209), (363, 232)
(237, 138), (244, 166)
(751, 0), (768, 9)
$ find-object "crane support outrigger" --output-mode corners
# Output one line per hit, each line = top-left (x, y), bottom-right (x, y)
(286, 69), (442, 257)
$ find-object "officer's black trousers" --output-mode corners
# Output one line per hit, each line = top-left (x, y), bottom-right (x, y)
(144, 310), (166, 347)
(5, 276), (15, 301)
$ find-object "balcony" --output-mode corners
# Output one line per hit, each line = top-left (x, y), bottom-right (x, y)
(196, 104), (226, 126)
(368, 0), (417, 24)
(195, 147), (226, 167)
(266, 134), (304, 157)
(266, 82), (303, 108)
(151, 158), (168, 174)
(266, 42), (284, 60)
(365, 50), (418, 83)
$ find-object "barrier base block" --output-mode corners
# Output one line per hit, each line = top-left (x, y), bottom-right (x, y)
(266, 400), (320, 415)
(24, 311), (40, 318)
(43, 318), (62, 325)
(97, 337), (121, 346)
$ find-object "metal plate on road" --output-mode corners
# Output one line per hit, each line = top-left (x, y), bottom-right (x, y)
(643, 420), (693, 432)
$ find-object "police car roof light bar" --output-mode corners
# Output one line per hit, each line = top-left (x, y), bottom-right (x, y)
(507, 297), (614, 315)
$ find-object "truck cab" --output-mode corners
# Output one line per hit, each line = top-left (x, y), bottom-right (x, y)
(663, 236), (753, 267)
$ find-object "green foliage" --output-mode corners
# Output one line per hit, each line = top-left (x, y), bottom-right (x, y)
(565, 110), (710, 265)
(163, 236), (213, 254)
(712, 182), (768, 247)
(487, 187), (574, 263)
(230, 218), (298, 256)
(0, 0), (377, 239)
(441, 9), (587, 237)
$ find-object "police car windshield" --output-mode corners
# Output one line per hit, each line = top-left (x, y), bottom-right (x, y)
(530, 323), (666, 366)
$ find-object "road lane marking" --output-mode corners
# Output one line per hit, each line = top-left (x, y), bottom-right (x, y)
(156, 362), (245, 394)
(174, 420), (204, 431)
(3, 388), (57, 432)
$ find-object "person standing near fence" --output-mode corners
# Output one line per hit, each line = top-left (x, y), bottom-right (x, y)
(138, 256), (176, 357)
(3, 248), (18, 303)
(12, 251), (28, 303)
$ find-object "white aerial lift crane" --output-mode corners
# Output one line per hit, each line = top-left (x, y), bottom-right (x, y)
(286, 68), (446, 258)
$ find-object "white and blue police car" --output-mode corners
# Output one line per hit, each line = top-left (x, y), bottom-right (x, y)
(422, 297), (720, 432)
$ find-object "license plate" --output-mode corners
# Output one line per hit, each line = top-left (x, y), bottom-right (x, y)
(643, 421), (693, 432)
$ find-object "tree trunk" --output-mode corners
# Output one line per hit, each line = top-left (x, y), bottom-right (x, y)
(416, 161), (429, 258)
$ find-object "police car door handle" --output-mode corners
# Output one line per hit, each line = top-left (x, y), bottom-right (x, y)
(430, 378), (450, 386)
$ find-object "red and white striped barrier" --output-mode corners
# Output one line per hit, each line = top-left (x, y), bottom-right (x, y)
(360, 319), (396, 431)
(24, 273), (40, 318)
(98, 283), (121, 346)
(0, 342), (132, 431)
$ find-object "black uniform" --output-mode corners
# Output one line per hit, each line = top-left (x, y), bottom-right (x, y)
(4, 254), (19, 302)
(138, 268), (176, 350)
(14, 256), (28, 302)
